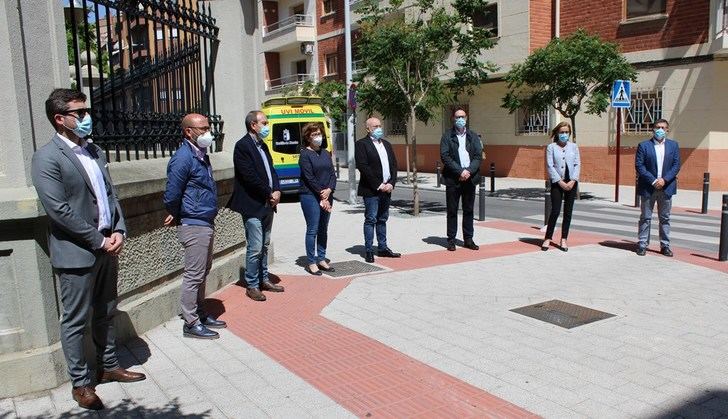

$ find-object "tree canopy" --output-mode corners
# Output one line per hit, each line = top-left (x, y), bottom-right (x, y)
(502, 29), (637, 140)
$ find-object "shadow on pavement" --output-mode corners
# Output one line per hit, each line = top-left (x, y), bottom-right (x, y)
(599, 240), (639, 252)
(422, 236), (459, 248)
(345, 245), (367, 257)
(691, 253), (721, 262)
(55, 398), (210, 418)
(518, 237), (545, 248)
(647, 388), (728, 418)
(203, 298), (226, 319)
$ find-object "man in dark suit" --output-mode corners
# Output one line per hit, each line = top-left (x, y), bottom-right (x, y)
(227, 110), (284, 301)
(355, 117), (400, 263)
(440, 107), (483, 251)
(31, 89), (145, 411)
(635, 118), (681, 257)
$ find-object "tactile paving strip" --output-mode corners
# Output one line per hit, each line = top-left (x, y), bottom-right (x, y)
(324, 260), (387, 278)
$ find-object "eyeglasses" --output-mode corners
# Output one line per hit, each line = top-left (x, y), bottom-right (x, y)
(60, 108), (91, 119)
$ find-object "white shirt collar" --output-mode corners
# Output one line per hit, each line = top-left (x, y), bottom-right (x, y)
(57, 132), (87, 150)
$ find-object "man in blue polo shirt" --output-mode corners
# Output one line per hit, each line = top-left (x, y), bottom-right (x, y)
(164, 113), (227, 338)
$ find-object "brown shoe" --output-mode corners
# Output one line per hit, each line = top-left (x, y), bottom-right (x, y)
(97, 367), (146, 384)
(72, 386), (103, 410)
(246, 287), (267, 301)
(260, 281), (284, 292)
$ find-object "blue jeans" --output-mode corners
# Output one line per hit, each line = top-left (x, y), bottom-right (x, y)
(638, 189), (672, 249)
(363, 193), (391, 252)
(300, 193), (331, 264)
(243, 212), (273, 288)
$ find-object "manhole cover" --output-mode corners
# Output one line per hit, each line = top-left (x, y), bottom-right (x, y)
(325, 260), (386, 278)
(510, 300), (615, 329)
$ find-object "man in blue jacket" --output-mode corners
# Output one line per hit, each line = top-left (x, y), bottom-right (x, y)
(227, 110), (284, 301)
(635, 119), (681, 257)
(164, 113), (227, 339)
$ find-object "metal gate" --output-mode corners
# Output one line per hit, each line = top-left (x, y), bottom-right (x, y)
(65, 0), (223, 161)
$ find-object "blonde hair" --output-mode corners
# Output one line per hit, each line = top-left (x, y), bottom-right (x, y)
(550, 121), (572, 142)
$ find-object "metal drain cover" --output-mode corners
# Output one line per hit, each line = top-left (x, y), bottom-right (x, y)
(325, 260), (386, 278)
(510, 300), (615, 329)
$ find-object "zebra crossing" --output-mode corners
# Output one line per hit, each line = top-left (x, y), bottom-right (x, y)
(524, 204), (721, 252)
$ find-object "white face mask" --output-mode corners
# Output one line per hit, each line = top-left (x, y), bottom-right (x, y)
(311, 135), (323, 147)
(196, 131), (214, 148)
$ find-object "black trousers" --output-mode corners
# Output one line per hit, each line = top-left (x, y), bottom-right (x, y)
(446, 181), (476, 241)
(545, 181), (578, 240)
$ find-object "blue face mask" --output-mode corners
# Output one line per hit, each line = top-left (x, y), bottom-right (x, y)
(558, 133), (570, 143)
(454, 117), (466, 129)
(258, 124), (270, 138)
(371, 127), (384, 140)
(70, 114), (93, 138)
(654, 128), (666, 141)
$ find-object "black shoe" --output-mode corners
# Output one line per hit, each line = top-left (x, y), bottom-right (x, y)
(378, 248), (401, 258)
(661, 247), (673, 257)
(365, 251), (375, 263)
(636, 247), (647, 256)
(199, 314), (227, 329)
(183, 323), (219, 339)
(306, 265), (323, 276)
(446, 241), (456, 251)
(463, 240), (479, 251)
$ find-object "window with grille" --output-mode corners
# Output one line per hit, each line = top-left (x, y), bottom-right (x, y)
(624, 90), (662, 133)
(516, 107), (549, 135)
(626, 0), (666, 19)
(323, 0), (335, 14)
(325, 54), (338, 75)
(473, 3), (498, 37)
(386, 117), (407, 136)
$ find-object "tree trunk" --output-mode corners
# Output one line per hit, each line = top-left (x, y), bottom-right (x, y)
(404, 135), (411, 184)
(410, 108), (419, 216)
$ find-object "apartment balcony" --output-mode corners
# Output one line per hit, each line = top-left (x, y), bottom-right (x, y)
(265, 73), (315, 94)
(711, 0), (728, 55)
(262, 14), (315, 52)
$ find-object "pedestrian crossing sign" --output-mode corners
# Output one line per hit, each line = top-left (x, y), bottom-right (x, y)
(611, 80), (631, 108)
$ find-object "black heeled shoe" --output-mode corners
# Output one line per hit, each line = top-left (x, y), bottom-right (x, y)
(541, 240), (550, 251)
(560, 239), (568, 252)
(317, 262), (335, 272)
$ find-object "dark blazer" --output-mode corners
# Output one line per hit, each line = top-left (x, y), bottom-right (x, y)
(31, 134), (126, 269)
(355, 136), (398, 197)
(635, 138), (680, 197)
(439, 128), (483, 186)
(227, 133), (280, 218)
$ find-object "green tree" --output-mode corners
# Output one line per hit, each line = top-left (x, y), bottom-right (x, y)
(356, 0), (497, 215)
(66, 18), (110, 83)
(502, 29), (637, 141)
(282, 80), (348, 129)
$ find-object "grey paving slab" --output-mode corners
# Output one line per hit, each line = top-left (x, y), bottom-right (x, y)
(321, 243), (728, 418)
(13, 395), (55, 418)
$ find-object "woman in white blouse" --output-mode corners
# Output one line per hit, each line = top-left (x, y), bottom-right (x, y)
(542, 122), (580, 252)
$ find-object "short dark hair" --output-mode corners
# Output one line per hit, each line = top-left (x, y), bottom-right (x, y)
(452, 107), (467, 117)
(652, 119), (669, 128)
(45, 88), (86, 128)
(245, 110), (263, 132)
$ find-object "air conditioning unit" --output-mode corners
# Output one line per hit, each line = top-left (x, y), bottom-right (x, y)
(300, 42), (314, 56)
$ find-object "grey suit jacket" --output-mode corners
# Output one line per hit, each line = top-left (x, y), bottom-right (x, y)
(31, 134), (126, 269)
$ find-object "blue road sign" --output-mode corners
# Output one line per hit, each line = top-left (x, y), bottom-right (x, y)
(611, 80), (631, 108)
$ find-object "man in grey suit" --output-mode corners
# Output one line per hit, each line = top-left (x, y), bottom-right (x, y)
(31, 89), (145, 410)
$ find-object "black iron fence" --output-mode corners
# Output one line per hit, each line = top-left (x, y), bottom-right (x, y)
(65, 0), (223, 161)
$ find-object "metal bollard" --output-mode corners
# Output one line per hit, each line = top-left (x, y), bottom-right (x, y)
(489, 162), (495, 195)
(436, 161), (441, 188)
(479, 176), (486, 221)
(701, 172), (710, 214)
(335, 157), (340, 179)
(720, 194), (728, 262)
(544, 180), (552, 226)
(634, 174), (639, 208)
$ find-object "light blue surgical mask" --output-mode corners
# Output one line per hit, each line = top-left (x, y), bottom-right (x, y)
(558, 133), (570, 143)
(371, 127), (384, 140)
(69, 114), (93, 138)
(258, 124), (270, 139)
(455, 117), (466, 129)
(654, 128), (666, 141)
